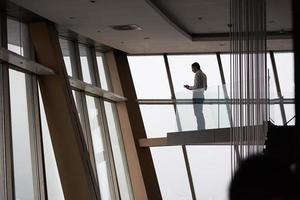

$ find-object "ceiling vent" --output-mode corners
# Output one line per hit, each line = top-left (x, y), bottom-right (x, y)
(110, 24), (143, 31)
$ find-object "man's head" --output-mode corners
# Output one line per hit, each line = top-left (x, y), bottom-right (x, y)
(191, 62), (200, 73)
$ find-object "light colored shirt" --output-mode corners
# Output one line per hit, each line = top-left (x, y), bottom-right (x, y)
(190, 70), (207, 99)
(190, 70), (207, 90)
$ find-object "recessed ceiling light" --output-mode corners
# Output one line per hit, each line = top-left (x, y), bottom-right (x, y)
(110, 24), (143, 31)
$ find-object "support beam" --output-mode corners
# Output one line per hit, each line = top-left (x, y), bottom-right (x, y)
(105, 50), (161, 200)
(28, 22), (100, 200)
(269, 51), (287, 125)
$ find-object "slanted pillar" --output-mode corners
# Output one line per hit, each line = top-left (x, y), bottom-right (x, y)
(28, 22), (100, 200)
(105, 50), (162, 200)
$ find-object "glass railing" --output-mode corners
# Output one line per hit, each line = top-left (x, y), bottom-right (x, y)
(175, 84), (231, 132)
(174, 81), (284, 132)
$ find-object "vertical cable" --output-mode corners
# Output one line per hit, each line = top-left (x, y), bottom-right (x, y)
(230, 0), (267, 169)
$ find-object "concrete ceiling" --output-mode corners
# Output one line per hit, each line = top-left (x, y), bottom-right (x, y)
(10, 0), (293, 54)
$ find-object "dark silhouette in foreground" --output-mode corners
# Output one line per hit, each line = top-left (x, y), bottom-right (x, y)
(229, 154), (299, 200)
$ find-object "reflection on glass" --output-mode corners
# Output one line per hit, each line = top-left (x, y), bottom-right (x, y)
(7, 18), (24, 56)
(128, 56), (171, 99)
(187, 146), (231, 200)
(79, 45), (92, 84)
(59, 39), (74, 77)
(139, 105), (178, 137)
(86, 96), (114, 200)
(168, 54), (222, 99)
(104, 102), (133, 200)
(9, 69), (35, 200)
(150, 147), (192, 200)
(274, 53), (294, 99)
(96, 52), (111, 90)
(39, 87), (65, 200)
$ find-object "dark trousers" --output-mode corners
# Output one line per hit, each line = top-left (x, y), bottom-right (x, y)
(193, 98), (205, 130)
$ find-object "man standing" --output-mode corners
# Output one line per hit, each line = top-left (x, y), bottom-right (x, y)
(184, 62), (207, 130)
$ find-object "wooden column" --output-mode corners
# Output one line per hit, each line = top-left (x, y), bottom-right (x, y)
(105, 50), (162, 200)
(28, 22), (100, 200)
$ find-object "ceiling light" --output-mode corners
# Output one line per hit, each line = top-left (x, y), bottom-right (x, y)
(110, 24), (143, 31)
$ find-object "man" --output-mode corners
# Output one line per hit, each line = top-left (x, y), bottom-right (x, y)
(184, 62), (207, 130)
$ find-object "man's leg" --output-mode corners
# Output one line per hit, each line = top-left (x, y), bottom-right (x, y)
(193, 98), (205, 130)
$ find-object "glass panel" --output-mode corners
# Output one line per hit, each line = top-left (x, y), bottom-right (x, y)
(187, 146), (231, 200)
(79, 44), (93, 84)
(284, 104), (295, 126)
(274, 52), (294, 99)
(72, 90), (86, 136)
(176, 104), (220, 131)
(86, 96), (114, 200)
(96, 52), (111, 91)
(9, 69), (35, 200)
(139, 105), (178, 137)
(128, 55), (171, 99)
(59, 39), (75, 77)
(267, 53), (278, 99)
(269, 104), (283, 125)
(39, 87), (65, 200)
(168, 54), (221, 99)
(104, 102), (133, 200)
(7, 18), (24, 56)
(150, 146), (192, 200)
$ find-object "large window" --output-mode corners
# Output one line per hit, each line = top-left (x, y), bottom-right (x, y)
(79, 44), (93, 84)
(104, 102), (133, 200)
(151, 147), (193, 200)
(128, 55), (172, 99)
(168, 54), (222, 99)
(9, 69), (36, 200)
(86, 96), (115, 200)
(127, 51), (295, 200)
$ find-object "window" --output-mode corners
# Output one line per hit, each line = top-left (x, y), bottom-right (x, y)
(187, 146), (231, 200)
(79, 44), (93, 84)
(59, 39), (76, 77)
(86, 96), (115, 200)
(7, 18), (25, 56)
(168, 54), (222, 99)
(151, 147), (193, 200)
(274, 52), (294, 99)
(140, 105), (178, 137)
(9, 69), (36, 199)
(128, 56), (171, 99)
(96, 52), (112, 91)
(104, 102), (133, 200)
